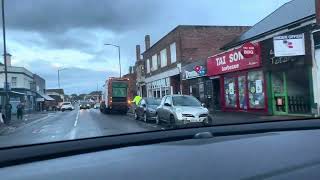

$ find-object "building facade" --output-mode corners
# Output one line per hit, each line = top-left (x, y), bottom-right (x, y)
(206, 0), (320, 116)
(142, 25), (250, 99)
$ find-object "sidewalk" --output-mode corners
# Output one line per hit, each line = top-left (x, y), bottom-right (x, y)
(0, 112), (50, 135)
(210, 110), (311, 125)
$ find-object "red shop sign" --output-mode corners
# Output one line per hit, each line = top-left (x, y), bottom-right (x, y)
(207, 42), (261, 76)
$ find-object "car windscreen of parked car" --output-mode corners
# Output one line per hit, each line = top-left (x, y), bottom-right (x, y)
(172, 96), (201, 107)
(146, 98), (161, 105)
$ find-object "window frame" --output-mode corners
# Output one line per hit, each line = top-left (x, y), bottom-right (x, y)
(170, 42), (177, 63)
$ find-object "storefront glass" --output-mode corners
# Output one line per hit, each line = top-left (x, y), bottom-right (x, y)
(238, 76), (247, 109)
(248, 71), (265, 109)
(224, 77), (237, 108)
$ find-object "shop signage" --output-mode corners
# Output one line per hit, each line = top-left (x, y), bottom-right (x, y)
(207, 43), (261, 76)
(182, 62), (207, 80)
(241, 42), (256, 58)
(273, 33), (305, 57)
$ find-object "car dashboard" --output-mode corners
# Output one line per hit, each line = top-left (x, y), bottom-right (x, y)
(1, 127), (320, 180)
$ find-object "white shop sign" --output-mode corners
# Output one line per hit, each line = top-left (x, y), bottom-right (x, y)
(273, 33), (305, 57)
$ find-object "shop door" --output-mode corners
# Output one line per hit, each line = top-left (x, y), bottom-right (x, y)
(271, 72), (288, 115)
(238, 75), (248, 110)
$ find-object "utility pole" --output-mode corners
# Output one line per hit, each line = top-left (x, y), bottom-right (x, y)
(1, 0), (10, 123)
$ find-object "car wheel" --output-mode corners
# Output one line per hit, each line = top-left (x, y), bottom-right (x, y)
(134, 111), (139, 120)
(169, 115), (177, 128)
(143, 112), (148, 123)
(156, 114), (160, 125)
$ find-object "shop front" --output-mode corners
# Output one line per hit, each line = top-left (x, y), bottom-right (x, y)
(181, 60), (207, 104)
(207, 42), (267, 113)
(262, 32), (313, 115)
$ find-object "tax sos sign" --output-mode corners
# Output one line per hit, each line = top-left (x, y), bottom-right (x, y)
(207, 42), (261, 76)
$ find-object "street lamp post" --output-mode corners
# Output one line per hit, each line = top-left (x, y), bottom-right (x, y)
(1, 0), (10, 123)
(104, 44), (121, 78)
(58, 68), (68, 89)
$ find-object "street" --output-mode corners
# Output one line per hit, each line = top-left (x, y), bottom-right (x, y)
(0, 107), (163, 147)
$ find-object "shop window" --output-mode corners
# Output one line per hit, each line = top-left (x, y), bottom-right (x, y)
(224, 77), (237, 108)
(238, 76), (247, 109)
(248, 71), (265, 109)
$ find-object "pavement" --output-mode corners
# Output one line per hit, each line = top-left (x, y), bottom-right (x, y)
(210, 110), (310, 125)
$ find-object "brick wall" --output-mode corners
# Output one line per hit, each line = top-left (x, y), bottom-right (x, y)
(180, 26), (250, 65)
(142, 25), (250, 78)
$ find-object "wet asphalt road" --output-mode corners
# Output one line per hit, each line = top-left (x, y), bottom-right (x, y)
(0, 107), (163, 147)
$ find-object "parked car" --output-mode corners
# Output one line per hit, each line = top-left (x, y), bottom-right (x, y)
(134, 98), (161, 122)
(156, 95), (209, 127)
(80, 102), (91, 110)
(94, 103), (100, 109)
(61, 102), (74, 111)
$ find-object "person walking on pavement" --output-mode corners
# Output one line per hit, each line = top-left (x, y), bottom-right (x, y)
(16, 102), (24, 120)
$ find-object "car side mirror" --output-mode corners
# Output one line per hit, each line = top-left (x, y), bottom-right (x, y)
(201, 103), (206, 107)
(164, 103), (172, 107)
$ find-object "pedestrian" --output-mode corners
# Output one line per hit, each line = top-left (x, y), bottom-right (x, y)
(132, 95), (142, 106)
(16, 102), (24, 120)
(131, 95), (142, 112)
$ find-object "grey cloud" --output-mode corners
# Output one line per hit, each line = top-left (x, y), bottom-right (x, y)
(5, 0), (158, 33)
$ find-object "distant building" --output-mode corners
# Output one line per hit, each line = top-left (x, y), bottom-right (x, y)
(0, 55), (48, 113)
(46, 89), (65, 103)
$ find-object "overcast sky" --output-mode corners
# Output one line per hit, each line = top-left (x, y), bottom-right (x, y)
(1, 0), (290, 94)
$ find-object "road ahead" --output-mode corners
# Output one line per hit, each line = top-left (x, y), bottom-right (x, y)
(0, 107), (163, 147)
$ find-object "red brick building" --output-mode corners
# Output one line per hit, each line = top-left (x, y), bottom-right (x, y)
(141, 25), (250, 99)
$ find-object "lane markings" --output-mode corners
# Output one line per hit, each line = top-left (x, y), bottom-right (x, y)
(74, 110), (80, 127)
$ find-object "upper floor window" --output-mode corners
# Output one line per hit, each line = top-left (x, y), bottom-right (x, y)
(160, 49), (167, 67)
(146, 59), (150, 73)
(11, 77), (17, 87)
(152, 54), (157, 71)
(170, 42), (177, 63)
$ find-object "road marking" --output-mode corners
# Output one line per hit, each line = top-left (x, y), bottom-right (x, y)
(74, 110), (80, 127)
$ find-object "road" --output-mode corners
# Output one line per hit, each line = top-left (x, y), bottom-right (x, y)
(0, 107), (164, 147)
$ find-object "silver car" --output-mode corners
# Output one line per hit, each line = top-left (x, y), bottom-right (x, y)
(156, 95), (210, 127)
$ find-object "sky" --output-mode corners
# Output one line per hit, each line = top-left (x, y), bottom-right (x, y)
(1, 0), (290, 94)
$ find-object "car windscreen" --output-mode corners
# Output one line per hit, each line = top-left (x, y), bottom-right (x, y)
(146, 98), (161, 105)
(172, 96), (201, 107)
(62, 103), (71, 105)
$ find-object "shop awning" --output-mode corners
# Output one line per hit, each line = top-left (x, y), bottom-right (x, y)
(37, 92), (55, 101)
(0, 91), (25, 96)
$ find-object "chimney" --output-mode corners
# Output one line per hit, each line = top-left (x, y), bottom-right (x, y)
(145, 35), (150, 50)
(316, 0), (320, 25)
(136, 45), (141, 61)
(4, 53), (11, 66)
